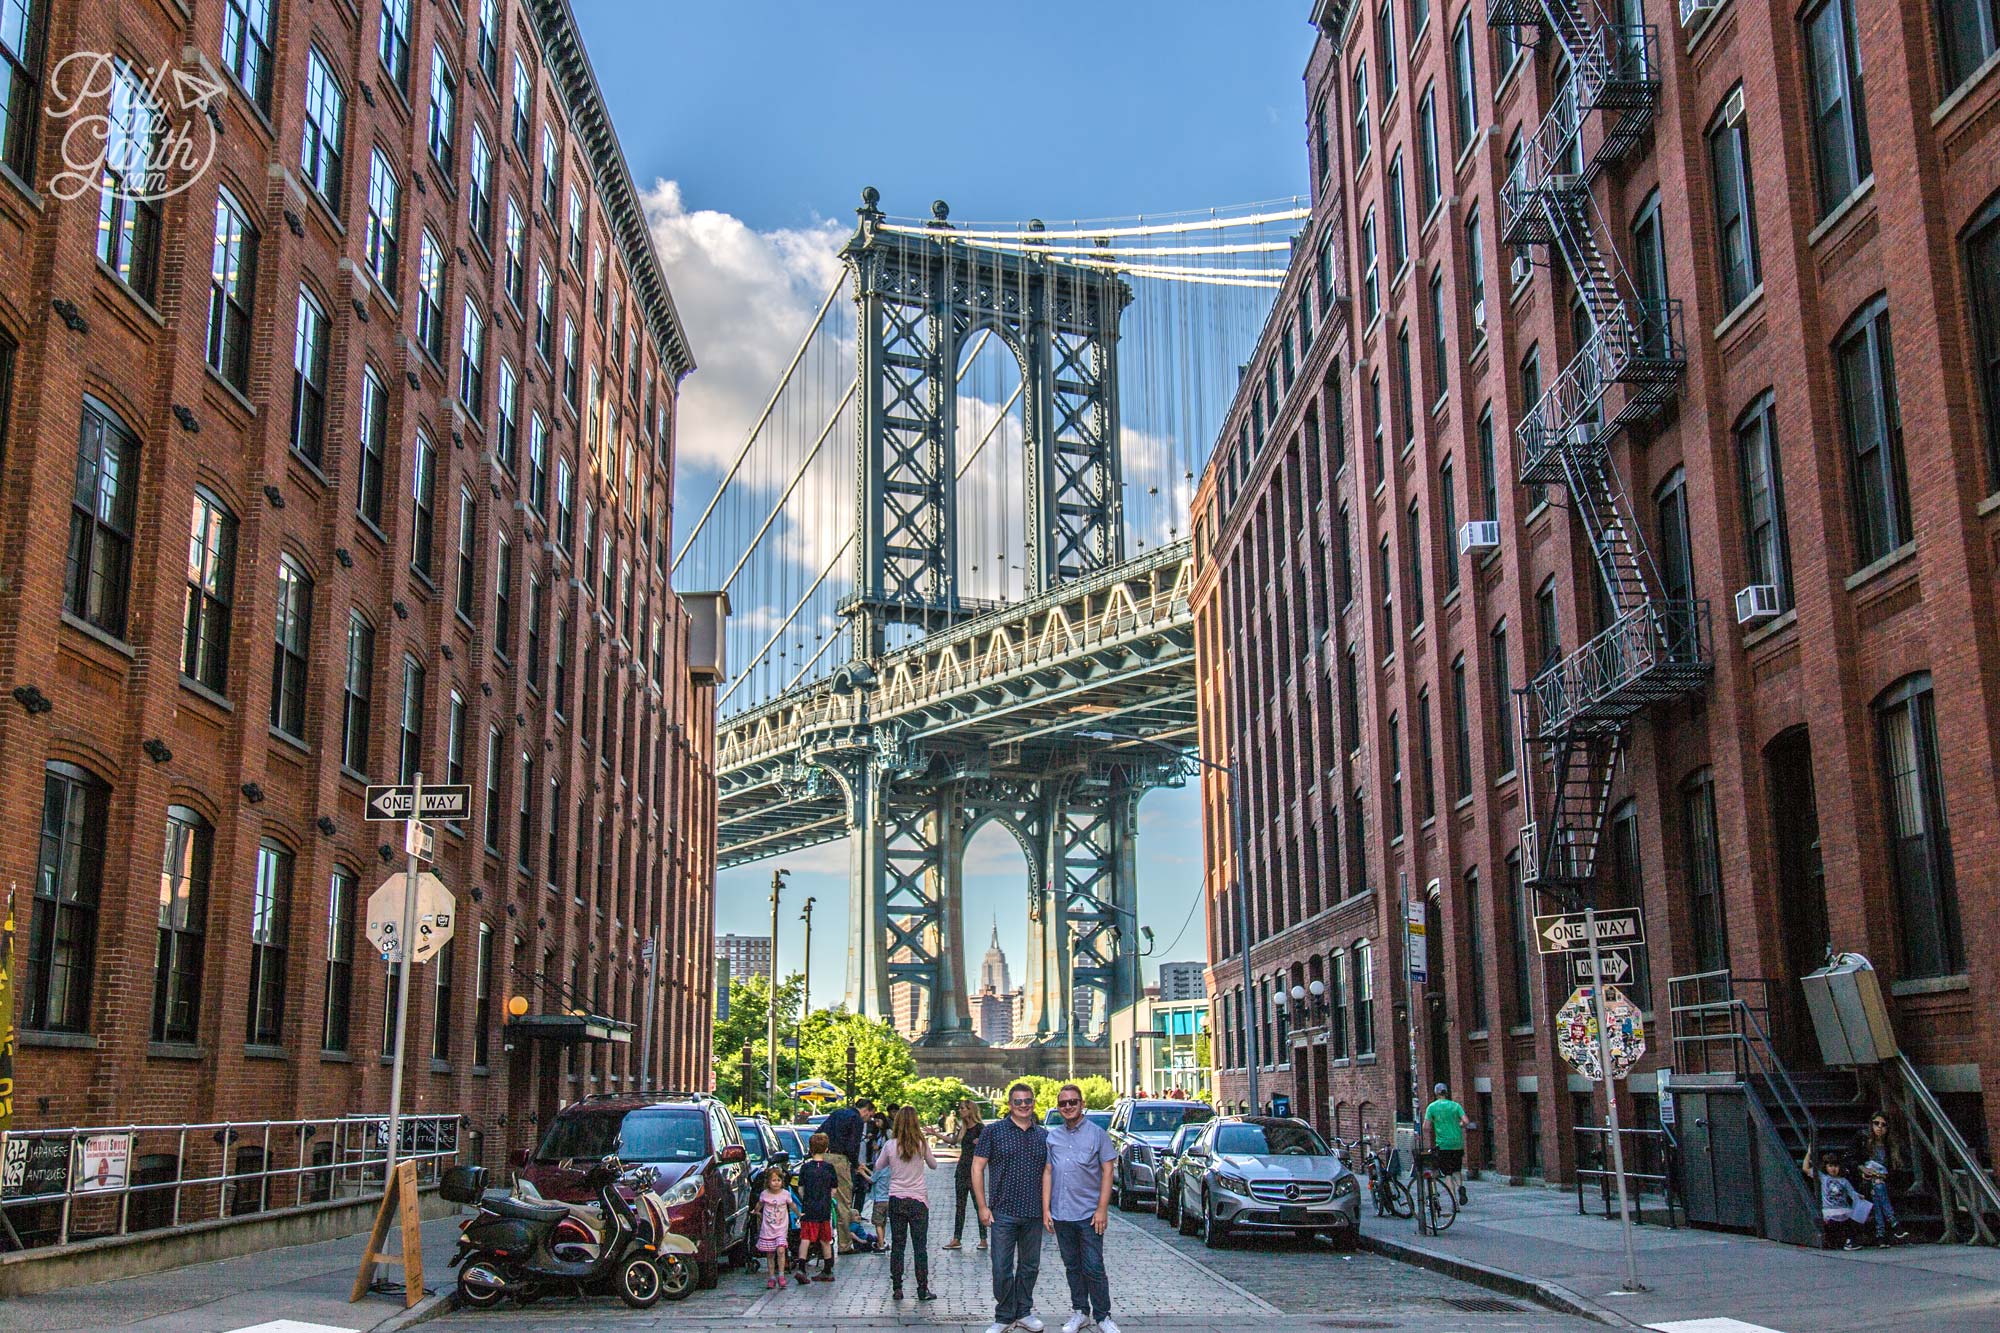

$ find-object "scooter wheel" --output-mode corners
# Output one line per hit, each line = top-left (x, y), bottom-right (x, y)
(616, 1254), (665, 1309)
(456, 1255), (510, 1310)
(659, 1253), (698, 1301)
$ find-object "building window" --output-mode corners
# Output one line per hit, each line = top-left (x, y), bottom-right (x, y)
(1835, 298), (1911, 566)
(96, 60), (163, 300)
(1707, 95), (1761, 309)
(483, 724), (503, 851)
(1967, 199), (2000, 489)
(473, 922), (494, 1066)
(534, 263), (554, 359)
(455, 486), (477, 618)
(1535, 577), (1560, 674)
(1735, 392), (1793, 609)
(290, 287), (330, 464)
(1450, 11), (1478, 156)
(222, 0), (276, 108)
(1607, 800), (1652, 1005)
(1439, 456), (1460, 598)
(341, 612), (374, 774)
(1352, 942), (1375, 1056)
(1429, 270), (1449, 399)
(556, 458), (575, 550)
(525, 575), (544, 686)
(300, 47), (344, 207)
(495, 359), (519, 471)
(152, 807), (211, 1045)
(528, 412), (549, 514)
(182, 488), (236, 691)
(65, 399), (138, 637)
(1876, 674), (1962, 977)
(27, 763), (109, 1033)
(1417, 688), (1437, 821)
(468, 124), (493, 245)
(1476, 403), (1497, 521)
(1352, 56), (1371, 163)
(1465, 210), (1486, 331)
(1314, 93), (1331, 186)
(247, 841), (293, 1047)
(540, 124), (559, 213)
(476, 0), (499, 84)
(494, 533), (513, 657)
(0, 7), (37, 175)
(460, 299), (485, 414)
(397, 655), (425, 784)
(512, 54), (533, 154)
(427, 44), (457, 173)
(517, 751), (536, 872)
(567, 183), (585, 268)
(1418, 85), (1441, 216)
(416, 230), (445, 360)
(1387, 151), (1408, 270)
(446, 689), (467, 792)
(365, 149), (400, 293)
(411, 430), (437, 578)
(1630, 189), (1672, 357)
(206, 190), (257, 390)
(1804, 0), (1871, 215)
(504, 197), (525, 307)
(1681, 768), (1729, 972)
(270, 557), (312, 739)
(356, 368), (388, 525)
(323, 866), (355, 1052)
(1464, 869), (1488, 1031)
(378, 0), (411, 88)
(1451, 654), (1473, 799)
(1938, 0), (2000, 96)
(1361, 209), (1380, 324)
(1492, 620), (1515, 773)
(1388, 712), (1404, 839)
(1506, 849), (1531, 1027)
(562, 317), (580, 405)
(431, 938), (454, 1061)
(553, 611), (571, 712)
(1405, 498), (1425, 628)
(1340, 644), (1361, 744)
(1378, 0), (1398, 98)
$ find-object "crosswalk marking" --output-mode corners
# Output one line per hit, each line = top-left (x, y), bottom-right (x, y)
(221, 1321), (359, 1333)
(1649, 1319), (1789, 1333)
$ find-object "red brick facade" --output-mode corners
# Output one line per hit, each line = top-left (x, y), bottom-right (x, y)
(0, 0), (718, 1162)
(1195, 0), (2000, 1179)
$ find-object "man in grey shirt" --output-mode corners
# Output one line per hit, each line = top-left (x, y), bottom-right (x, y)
(1041, 1083), (1118, 1333)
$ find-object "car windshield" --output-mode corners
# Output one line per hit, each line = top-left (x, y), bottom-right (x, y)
(776, 1129), (806, 1159)
(1129, 1106), (1212, 1134)
(1214, 1122), (1328, 1157)
(735, 1122), (769, 1163)
(540, 1107), (709, 1164)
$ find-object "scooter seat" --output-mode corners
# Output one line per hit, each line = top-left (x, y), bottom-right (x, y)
(481, 1191), (570, 1224)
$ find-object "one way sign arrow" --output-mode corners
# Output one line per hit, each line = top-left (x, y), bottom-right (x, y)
(365, 783), (472, 822)
(1535, 909), (1644, 954)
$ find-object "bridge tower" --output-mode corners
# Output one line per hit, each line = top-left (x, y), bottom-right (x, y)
(825, 189), (1150, 1045)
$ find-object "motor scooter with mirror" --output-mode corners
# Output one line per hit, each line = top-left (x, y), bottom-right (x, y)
(444, 1156), (667, 1308)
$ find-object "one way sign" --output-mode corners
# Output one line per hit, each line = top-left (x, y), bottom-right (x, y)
(1535, 909), (1644, 954)
(365, 783), (472, 822)
(1570, 947), (1634, 986)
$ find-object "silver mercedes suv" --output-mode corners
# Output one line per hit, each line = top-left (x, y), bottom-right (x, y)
(1172, 1115), (1361, 1250)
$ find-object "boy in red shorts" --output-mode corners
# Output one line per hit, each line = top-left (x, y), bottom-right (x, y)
(795, 1132), (839, 1282)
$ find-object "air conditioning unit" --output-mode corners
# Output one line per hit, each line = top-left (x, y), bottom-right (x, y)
(1545, 173), (1582, 197)
(1567, 420), (1600, 451)
(1680, 0), (1721, 27)
(1510, 253), (1534, 286)
(1734, 583), (1782, 625)
(1471, 298), (1488, 332)
(1459, 520), (1501, 555)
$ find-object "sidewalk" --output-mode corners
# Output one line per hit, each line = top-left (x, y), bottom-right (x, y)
(0, 1214), (458, 1332)
(1365, 1177), (2000, 1332)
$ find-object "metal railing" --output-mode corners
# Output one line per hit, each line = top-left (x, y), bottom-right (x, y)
(1525, 600), (1711, 737)
(1889, 1051), (2000, 1244)
(1572, 1125), (1680, 1226)
(1517, 299), (1685, 486)
(1666, 971), (1818, 1178)
(0, 1113), (460, 1250)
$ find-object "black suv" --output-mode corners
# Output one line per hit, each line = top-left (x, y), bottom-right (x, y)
(1109, 1097), (1212, 1210)
(518, 1092), (751, 1288)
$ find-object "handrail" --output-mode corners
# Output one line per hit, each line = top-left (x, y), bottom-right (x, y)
(1666, 971), (1818, 1191)
(1891, 1050), (2000, 1243)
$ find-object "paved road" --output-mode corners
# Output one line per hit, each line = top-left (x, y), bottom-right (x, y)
(435, 1158), (1589, 1331)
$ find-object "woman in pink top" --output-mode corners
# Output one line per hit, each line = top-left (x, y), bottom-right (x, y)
(873, 1106), (938, 1302)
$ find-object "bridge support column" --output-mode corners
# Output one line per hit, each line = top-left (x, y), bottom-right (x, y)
(846, 764), (894, 1021)
(918, 788), (977, 1045)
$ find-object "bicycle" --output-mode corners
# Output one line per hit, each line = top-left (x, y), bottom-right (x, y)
(1340, 1134), (1411, 1219)
(1412, 1149), (1459, 1235)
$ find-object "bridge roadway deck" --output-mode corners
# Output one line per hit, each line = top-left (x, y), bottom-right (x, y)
(716, 542), (1199, 869)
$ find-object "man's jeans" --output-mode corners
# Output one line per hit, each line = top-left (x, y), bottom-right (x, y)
(1053, 1219), (1111, 1321)
(989, 1213), (1044, 1322)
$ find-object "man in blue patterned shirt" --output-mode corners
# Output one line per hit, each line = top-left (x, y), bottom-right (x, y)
(973, 1082), (1050, 1333)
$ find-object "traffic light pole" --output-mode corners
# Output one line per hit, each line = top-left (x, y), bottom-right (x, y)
(1586, 904), (1643, 1293)
(384, 772), (424, 1177)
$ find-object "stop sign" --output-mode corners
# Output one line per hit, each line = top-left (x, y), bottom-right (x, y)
(1556, 984), (1646, 1082)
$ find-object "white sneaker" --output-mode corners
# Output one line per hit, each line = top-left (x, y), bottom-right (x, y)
(1064, 1313), (1089, 1333)
(987, 1324), (1010, 1333)
(1019, 1316), (1046, 1332)
(1098, 1318), (1121, 1333)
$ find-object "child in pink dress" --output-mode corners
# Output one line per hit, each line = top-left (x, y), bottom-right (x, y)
(756, 1165), (799, 1288)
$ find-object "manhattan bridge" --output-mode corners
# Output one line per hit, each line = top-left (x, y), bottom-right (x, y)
(673, 190), (1310, 1048)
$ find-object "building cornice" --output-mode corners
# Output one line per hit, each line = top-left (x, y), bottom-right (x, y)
(529, 0), (697, 384)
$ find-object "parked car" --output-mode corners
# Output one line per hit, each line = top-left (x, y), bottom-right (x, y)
(1108, 1098), (1212, 1211)
(1152, 1122), (1207, 1225)
(1043, 1107), (1115, 1131)
(773, 1125), (811, 1172)
(736, 1115), (789, 1175)
(1171, 1115), (1361, 1250)
(518, 1093), (754, 1288)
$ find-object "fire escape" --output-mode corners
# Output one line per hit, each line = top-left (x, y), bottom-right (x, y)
(1486, 0), (1711, 899)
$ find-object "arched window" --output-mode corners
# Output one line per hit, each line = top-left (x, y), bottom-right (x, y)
(1834, 297), (1912, 566)
(1962, 194), (2000, 489)
(1734, 392), (1792, 610)
(28, 762), (111, 1033)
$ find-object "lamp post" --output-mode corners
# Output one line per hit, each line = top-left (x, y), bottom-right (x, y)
(1061, 892), (1153, 1083)
(767, 869), (787, 1111)
(845, 1037), (857, 1099)
(797, 896), (815, 1122)
(1077, 728), (1258, 1112)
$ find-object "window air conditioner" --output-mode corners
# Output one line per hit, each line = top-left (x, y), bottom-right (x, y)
(1680, 0), (1720, 27)
(1734, 583), (1782, 625)
(1567, 420), (1600, 450)
(1459, 520), (1501, 555)
(1471, 298), (1487, 332)
(1545, 173), (1582, 197)
(1510, 253), (1535, 286)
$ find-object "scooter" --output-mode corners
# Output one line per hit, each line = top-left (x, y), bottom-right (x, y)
(445, 1156), (668, 1309)
(513, 1171), (696, 1298)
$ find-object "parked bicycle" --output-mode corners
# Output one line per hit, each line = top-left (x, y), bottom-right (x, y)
(1412, 1149), (1458, 1235)
(1337, 1134), (1411, 1219)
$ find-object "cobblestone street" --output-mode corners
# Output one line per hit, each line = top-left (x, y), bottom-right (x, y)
(437, 1162), (1588, 1331)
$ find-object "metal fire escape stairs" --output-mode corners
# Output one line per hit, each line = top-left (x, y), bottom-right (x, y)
(1486, 0), (1711, 901)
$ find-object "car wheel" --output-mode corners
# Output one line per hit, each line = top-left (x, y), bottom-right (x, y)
(696, 1222), (722, 1290)
(1176, 1183), (1199, 1235)
(1115, 1170), (1135, 1212)
(1329, 1226), (1359, 1253)
(1202, 1191), (1228, 1249)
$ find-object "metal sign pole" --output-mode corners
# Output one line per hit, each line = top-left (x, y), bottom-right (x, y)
(1586, 905), (1643, 1292)
(1401, 874), (1421, 1168)
(384, 772), (423, 1179)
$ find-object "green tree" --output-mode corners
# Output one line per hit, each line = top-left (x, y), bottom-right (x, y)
(711, 971), (807, 1109)
(902, 1076), (981, 1125)
(1076, 1076), (1115, 1110)
(797, 1007), (916, 1107)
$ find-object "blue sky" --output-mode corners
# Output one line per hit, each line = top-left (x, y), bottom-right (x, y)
(574, 2), (1319, 1007)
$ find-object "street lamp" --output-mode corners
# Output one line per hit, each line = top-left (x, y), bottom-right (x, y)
(1060, 887), (1153, 1081)
(1077, 726), (1260, 1112)
(767, 869), (788, 1112)
(797, 896), (816, 1123)
(844, 1037), (857, 1098)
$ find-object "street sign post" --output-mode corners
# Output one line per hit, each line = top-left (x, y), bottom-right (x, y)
(1405, 897), (1428, 985)
(1569, 947), (1634, 987)
(1587, 906), (1643, 1292)
(1535, 908), (1643, 954)
(364, 783), (472, 822)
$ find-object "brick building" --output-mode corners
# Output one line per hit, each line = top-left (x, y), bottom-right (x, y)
(0, 0), (720, 1169)
(1195, 0), (2000, 1181)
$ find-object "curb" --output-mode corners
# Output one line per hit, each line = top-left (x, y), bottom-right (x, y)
(374, 1290), (454, 1331)
(1358, 1229), (1645, 1328)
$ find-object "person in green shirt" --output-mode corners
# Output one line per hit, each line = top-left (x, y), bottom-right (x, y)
(1422, 1082), (1472, 1205)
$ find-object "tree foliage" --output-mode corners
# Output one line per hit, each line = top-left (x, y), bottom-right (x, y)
(710, 971), (807, 1108)
(796, 1007), (916, 1107)
(996, 1074), (1117, 1119)
(901, 1076), (983, 1125)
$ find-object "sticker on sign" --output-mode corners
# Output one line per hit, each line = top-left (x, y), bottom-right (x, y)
(365, 872), (455, 963)
(365, 784), (472, 822)
(1535, 910), (1644, 953)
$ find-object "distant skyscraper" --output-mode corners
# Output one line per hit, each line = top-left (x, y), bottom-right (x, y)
(1157, 961), (1208, 1002)
(977, 989), (1014, 1044)
(979, 921), (1011, 994)
(717, 934), (773, 986)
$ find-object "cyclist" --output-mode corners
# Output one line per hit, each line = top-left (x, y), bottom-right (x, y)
(1421, 1081), (1472, 1206)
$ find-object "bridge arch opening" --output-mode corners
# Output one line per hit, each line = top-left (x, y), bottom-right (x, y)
(953, 327), (1031, 610)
